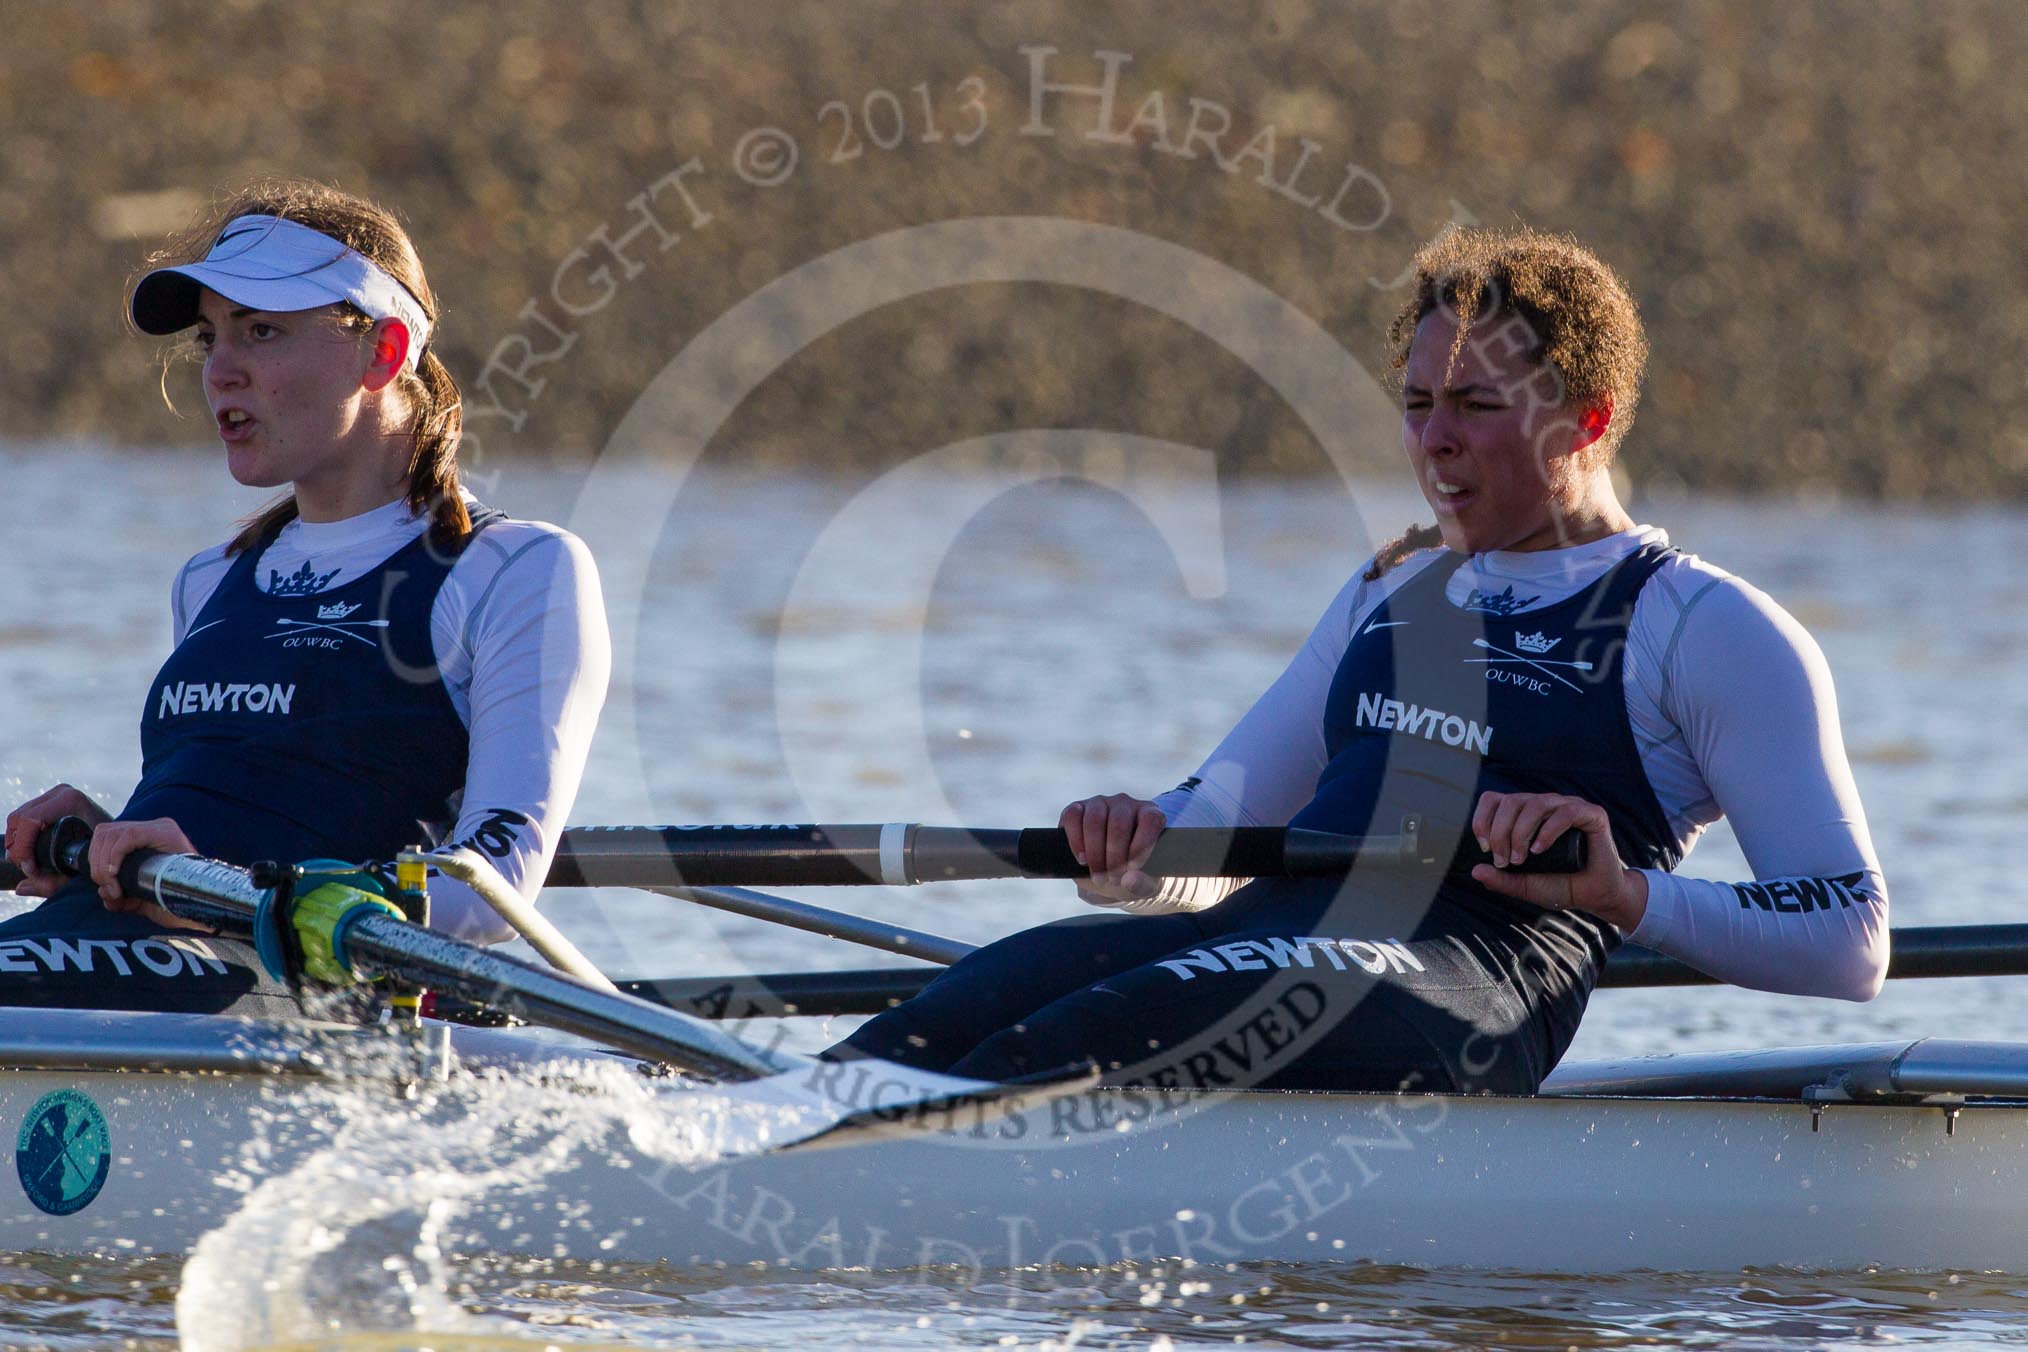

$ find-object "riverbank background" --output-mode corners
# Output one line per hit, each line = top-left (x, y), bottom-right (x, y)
(5, 0), (2024, 497)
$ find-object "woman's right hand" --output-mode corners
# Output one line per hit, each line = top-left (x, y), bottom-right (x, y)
(1060, 793), (1166, 907)
(5, 784), (111, 898)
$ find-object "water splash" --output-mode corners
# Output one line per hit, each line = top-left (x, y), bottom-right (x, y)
(174, 1038), (835, 1350)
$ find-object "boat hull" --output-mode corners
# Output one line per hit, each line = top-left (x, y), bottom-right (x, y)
(630, 1086), (2026, 1272)
(5, 1014), (2024, 1273)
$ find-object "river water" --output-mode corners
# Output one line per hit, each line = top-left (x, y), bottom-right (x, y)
(4, 443), (2027, 1349)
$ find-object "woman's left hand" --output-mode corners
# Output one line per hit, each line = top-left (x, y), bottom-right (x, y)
(1468, 790), (1649, 930)
(87, 818), (212, 931)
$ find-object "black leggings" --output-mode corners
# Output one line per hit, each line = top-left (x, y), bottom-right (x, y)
(0, 879), (299, 1018)
(833, 884), (1549, 1095)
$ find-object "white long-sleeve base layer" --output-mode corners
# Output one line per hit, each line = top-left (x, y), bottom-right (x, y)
(168, 498), (611, 944)
(1132, 526), (1889, 1002)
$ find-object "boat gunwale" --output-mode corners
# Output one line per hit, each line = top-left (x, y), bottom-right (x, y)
(7, 1011), (2028, 1110)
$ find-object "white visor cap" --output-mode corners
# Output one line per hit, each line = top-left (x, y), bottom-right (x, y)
(131, 215), (432, 369)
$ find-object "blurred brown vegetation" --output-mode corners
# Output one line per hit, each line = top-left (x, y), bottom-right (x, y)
(3, 0), (2024, 497)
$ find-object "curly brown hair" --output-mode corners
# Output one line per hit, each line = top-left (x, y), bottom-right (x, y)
(1365, 226), (1649, 578)
(134, 178), (470, 555)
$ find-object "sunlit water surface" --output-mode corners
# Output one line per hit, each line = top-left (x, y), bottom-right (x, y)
(4, 444), (2026, 1349)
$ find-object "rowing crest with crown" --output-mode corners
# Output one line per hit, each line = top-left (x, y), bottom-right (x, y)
(268, 560), (344, 596)
(16, 1090), (110, 1216)
(1461, 585), (1539, 617)
(266, 604), (389, 649)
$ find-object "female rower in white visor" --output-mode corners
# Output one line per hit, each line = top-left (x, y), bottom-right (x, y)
(1, 181), (610, 1013)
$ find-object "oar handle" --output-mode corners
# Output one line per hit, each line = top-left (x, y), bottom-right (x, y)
(31, 814), (164, 898)
(29, 815), (266, 932)
(32, 814), (96, 879)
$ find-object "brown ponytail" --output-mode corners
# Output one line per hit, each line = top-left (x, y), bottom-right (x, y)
(401, 346), (470, 549)
(1364, 524), (1445, 580)
(134, 178), (470, 554)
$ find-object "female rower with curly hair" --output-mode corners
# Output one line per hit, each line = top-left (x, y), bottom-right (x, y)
(840, 227), (1888, 1094)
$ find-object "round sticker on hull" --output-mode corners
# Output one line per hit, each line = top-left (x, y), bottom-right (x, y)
(16, 1090), (111, 1217)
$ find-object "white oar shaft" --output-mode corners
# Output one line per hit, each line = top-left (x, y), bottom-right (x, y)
(335, 910), (788, 1079)
(645, 884), (975, 966)
(418, 846), (618, 993)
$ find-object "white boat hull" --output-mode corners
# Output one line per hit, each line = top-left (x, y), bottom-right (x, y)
(652, 1089), (2028, 1273)
(5, 1011), (2025, 1273)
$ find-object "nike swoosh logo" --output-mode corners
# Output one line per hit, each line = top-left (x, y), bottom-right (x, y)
(182, 618), (226, 642)
(1360, 617), (1409, 635)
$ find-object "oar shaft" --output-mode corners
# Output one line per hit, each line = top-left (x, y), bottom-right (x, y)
(335, 911), (780, 1079)
(548, 824), (1358, 887)
(619, 968), (936, 1019)
(5, 820), (1582, 892)
(547, 819), (1584, 888)
(643, 884), (974, 965)
(1880, 924), (2028, 979)
(625, 955), (1724, 1020)
(1598, 924), (2028, 987)
(620, 924), (2028, 1021)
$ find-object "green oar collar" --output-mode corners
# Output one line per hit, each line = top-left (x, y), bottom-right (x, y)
(251, 861), (406, 986)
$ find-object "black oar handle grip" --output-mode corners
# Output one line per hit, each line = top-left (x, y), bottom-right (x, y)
(1012, 826), (1293, 878)
(32, 816), (161, 897)
(33, 815), (96, 878)
(1016, 823), (1587, 878)
(1454, 828), (1588, 876)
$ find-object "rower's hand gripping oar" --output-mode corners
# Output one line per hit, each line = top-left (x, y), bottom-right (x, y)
(549, 814), (1587, 889)
(34, 814), (432, 1004)
(31, 814), (780, 1077)
(28, 818), (1095, 1151)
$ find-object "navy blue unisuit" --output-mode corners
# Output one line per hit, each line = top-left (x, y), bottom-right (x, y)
(837, 544), (1679, 1094)
(0, 510), (499, 1014)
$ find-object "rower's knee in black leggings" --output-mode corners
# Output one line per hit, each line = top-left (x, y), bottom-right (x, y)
(832, 907), (1549, 1094)
(829, 909), (1206, 1071)
(951, 1019), (1105, 1083)
(941, 926), (1543, 1093)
